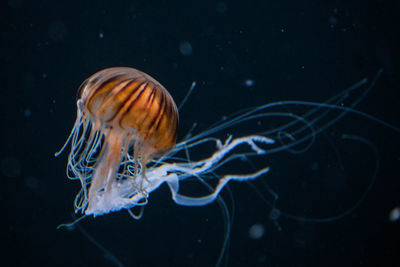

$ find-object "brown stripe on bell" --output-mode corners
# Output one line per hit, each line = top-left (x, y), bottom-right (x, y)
(77, 67), (179, 157)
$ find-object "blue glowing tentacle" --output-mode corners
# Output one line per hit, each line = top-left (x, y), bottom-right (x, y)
(167, 167), (270, 206)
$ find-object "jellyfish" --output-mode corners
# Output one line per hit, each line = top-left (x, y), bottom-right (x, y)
(56, 67), (273, 217)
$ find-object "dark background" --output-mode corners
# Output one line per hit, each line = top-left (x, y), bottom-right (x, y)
(3, 0), (399, 266)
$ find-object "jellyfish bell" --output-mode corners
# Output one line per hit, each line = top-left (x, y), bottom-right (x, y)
(77, 67), (178, 156)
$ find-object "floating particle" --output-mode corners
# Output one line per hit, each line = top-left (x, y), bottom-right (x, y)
(389, 206), (400, 222)
(244, 79), (255, 87)
(24, 109), (32, 119)
(269, 208), (281, 221)
(179, 41), (193, 56)
(249, 223), (265, 239)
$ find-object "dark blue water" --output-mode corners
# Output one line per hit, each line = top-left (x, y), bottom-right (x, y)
(3, 1), (399, 266)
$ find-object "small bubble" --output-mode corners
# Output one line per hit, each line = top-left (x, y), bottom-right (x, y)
(249, 223), (265, 239)
(269, 208), (281, 221)
(42, 73), (47, 79)
(99, 32), (104, 39)
(389, 206), (400, 222)
(179, 41), (193, 56)
(244, 79), (255, 87)
(24, 109), (32, 119)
